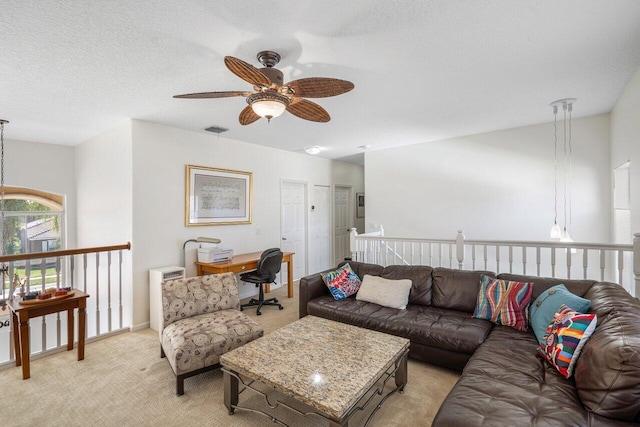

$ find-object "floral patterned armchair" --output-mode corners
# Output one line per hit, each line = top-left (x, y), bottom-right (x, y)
(160, 272), (264, 395)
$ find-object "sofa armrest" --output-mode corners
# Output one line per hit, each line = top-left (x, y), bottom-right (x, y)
(299, 271), (331, 318)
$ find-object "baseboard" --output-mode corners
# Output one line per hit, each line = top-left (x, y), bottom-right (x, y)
(131, 321), (150, 332)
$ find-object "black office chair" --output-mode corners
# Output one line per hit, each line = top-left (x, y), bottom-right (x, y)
(240, 248), (284, 315)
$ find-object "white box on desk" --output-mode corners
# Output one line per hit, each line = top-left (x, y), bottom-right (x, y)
(197, 247), (234, 263)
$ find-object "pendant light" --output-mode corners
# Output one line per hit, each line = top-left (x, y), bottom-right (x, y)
(550, 98), (576, 242)
(549, 105), (561, 238)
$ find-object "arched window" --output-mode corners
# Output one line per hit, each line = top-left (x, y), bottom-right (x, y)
(1, 187), (64, 255)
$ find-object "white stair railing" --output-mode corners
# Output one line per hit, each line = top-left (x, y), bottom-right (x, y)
(351, 228), (639, 297)
(0, 243), (131, 369)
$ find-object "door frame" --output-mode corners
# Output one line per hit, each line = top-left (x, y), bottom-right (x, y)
(280, 179), (309, 281)
(310, 184), (332, 274)
(333, 184), (354, 264)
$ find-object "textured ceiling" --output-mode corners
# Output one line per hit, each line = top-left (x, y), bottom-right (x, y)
(2, 1), (640, 165)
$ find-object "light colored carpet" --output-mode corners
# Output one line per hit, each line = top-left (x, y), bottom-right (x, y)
(1, 284), (460, 426)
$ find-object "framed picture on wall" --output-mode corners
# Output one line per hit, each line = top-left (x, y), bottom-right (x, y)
(185, 165), (253, 226)
(356, 192), (365, 218)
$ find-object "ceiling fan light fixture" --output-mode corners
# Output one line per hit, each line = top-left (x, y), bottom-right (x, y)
(247, 92), (290, 122)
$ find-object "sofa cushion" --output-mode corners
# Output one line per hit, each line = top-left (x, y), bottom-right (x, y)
(380, 264), (433, 306)
(432, 268), (495, 312)
(473, 275), (533, 331)
(530, 284), (591, 344)
(307, 295), (492, 355)
(356, 274), (412, 309)
(433, 326), (626, 426)
(538, 304), (597, 379)
(321, 263), (362, 300)
(338, 260), (384, 280)
(497, 273), (595, 301)
(161, 309), (264, 376)
(575, 282), (640, 422)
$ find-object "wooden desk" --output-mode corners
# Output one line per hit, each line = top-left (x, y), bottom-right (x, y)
(8, 290), (89, 379)
(196, 251), (295, 298)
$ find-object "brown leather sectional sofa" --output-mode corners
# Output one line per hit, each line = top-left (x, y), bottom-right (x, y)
(298, 261), (640, 426)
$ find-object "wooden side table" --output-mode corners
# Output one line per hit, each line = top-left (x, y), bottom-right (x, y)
(8, 290), (90, 379)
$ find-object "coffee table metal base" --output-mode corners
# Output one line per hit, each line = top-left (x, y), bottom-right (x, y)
(223, 349), (408, 427)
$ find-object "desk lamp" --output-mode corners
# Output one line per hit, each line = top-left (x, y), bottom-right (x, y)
(182, 237), (221, 267)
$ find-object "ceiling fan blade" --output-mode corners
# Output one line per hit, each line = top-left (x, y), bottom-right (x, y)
(225, 56), (271, 87)
(173, 91), (250, 99)
(285, 78), (354, 98)
(239, 105), (261, 125)
(287, 98), (330, 122)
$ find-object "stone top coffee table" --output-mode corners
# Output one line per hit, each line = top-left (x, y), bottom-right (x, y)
(220, 315), (409, 427)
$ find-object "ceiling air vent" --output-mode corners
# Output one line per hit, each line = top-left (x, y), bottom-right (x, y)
(204, 126), (228, 134)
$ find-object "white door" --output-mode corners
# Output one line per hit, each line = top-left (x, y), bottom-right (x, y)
(334, 186), (351, 265)
(281, 181), (307, 284)
(310, 185), (331, 274)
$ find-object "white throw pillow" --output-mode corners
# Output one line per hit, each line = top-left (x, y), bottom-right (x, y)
(356, 274), (412, 310)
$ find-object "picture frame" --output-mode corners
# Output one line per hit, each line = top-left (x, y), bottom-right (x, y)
(185, 165), (252, 226)
(356, 192), (365, 218)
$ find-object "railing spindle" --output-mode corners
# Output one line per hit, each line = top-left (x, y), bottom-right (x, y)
(522, 246), (527, 275)
(508, 246), (513, 273)
(95, 252), (100, 336)
(119, 249), (124, 330)
(56, 256), (61, 348)
(583, 249), (589, 279)
(618, 250), (624, 285)
(40, 258), (47, 352)
(472, 244), (476, 270)
(551, 247), (556, 278)
(83, 253), (88, 294)
(108, 251), (112, 333)
(536, 247), (541, 276)
(483, 245), (488, 270)
(600, 250), (606, 282)
(566, 246), (572, 279)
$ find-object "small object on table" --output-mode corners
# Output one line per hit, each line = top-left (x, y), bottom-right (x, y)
(23, 291), (40, 301)
(37, 293), (52, 300)
(54, 290), (68, 297)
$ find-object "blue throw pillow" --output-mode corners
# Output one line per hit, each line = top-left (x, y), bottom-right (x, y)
(530, 284), (591, 344)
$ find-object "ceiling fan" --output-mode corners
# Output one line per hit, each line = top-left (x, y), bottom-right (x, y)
(174, 51), (354, 125)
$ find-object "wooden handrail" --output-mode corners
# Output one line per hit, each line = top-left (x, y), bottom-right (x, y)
(0, 242), (131, 263)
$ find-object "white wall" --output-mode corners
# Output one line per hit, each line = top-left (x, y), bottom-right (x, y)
(75, 121), (133, 331)
(365, 114), (611, 243)
(611, 66), (640, 235)
(5, 138), (77, 248)
(130, 120), (336, 329)
(332, 160), (365, 232)
(76, 121), (133, 247)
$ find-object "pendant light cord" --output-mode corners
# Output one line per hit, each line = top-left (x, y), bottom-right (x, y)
(568, 104), (573, 227)
(0, 120), (6, 307)
(553, 107), (558, 224)
(562, 104), (567, 231)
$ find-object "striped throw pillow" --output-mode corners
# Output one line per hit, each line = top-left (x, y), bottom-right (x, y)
(538, 304), (597, 378)
(473, 275), (533, 331)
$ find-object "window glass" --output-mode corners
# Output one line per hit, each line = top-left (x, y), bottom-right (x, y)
(0, 188), (64, 293)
